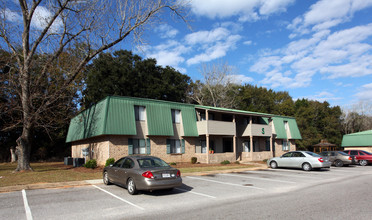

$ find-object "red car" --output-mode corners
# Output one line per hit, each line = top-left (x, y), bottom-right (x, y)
(343, 150), (372, 166)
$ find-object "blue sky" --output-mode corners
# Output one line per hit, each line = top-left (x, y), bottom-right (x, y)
(135, 0), (372, 109)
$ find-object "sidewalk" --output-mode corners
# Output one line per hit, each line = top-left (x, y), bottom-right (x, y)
(0, 163), (268, 193)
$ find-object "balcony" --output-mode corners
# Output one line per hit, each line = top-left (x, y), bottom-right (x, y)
(197, 120), (236, 136)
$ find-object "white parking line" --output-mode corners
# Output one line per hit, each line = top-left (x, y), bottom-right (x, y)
(248, 171), (321, 179)
(92, 185), (144, 210)
(175, 188), (216, 199)
(186, 176), (264, 190)
(22, 190), (33, 220)
(221, 173), (296, 184)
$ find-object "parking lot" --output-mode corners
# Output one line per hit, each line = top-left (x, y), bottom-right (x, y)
(2, 165), (372, 220)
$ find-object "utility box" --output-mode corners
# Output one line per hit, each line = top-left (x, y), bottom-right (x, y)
(73, 158), (85, 167)
(64, 157), (73, 165)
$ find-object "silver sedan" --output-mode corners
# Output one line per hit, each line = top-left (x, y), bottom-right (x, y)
(267, 151), (331, 171)
(103, 156), (182, 195)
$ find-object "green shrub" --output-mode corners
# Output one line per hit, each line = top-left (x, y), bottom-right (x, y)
(234, 161), (240, 164)
(220, 160), (230, 165)
(191, 157), (197, 164)
(169, 162), (177, 166)
(84, 159), (97, 169)
(105, 158), (115, 167)
(263, 159), (268, 163)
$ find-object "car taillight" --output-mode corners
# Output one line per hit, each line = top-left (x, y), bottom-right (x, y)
(348, 157), (352, 160)
(176, 170), (181, 177)
(142, 171), (154, 179)
(318, 158), (324, 163)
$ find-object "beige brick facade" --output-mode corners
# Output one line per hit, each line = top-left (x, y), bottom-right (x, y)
(71, 135), (298, 165)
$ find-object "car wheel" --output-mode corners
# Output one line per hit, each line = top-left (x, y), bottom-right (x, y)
(334, 160), (344, 167)
(359, 160), (368, 166)
(103, 171), (111, 185)
(127, 178), (137, 195)
(302, 163), (312, 171)
(270, 161), (278, 169)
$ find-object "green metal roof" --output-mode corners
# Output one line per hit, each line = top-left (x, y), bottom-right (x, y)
(66, 96), (302, 142)
(273, 116), (302, 140)
(341, 130), (372, 147)
(66, 96), (199, 142)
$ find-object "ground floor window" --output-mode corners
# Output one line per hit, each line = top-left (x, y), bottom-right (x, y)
(265, 138), (271, 151)
(167, 139), (185, 154)
(201, 140), (207, 153)
(282, 140), (289, 151)
(128, 138), (150, 155)
(243, 140), (250, 152)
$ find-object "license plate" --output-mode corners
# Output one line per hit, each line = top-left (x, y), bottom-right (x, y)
(162, 173), (171, 178)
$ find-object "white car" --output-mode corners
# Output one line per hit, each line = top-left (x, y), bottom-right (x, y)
(267, 151), (331, 171)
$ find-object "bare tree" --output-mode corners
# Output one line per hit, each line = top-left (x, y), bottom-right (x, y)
(188, 62), (239, 108)
(0, 0), (188, 171)
(341, 101), (372, 134)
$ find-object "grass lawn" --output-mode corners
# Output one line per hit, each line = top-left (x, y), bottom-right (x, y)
(0, 162), (263, 188)
(0, 162), (103, 187)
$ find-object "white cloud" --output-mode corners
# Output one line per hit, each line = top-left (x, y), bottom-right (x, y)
(186, 34), (241, 65)
(3, 6), (63, 32)
(300, 91), (342, 102)
(243, 40), (252, 45)
(251, 22), (372, 89)
(355, 83), (372, 101)
(229, 74), (254, 84)
(146, 40), (190, 73)
(2, 8), (22, 22)
(190, 0), (295, 22)
(185, 27), (230, 45)
(288, 0), (372, 37)
(155, 24), (179, 39)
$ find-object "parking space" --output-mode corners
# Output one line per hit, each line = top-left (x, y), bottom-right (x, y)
(3, 165), (372, 220)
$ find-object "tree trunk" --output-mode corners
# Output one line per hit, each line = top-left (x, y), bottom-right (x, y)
(16, 132), (32, 171)
(10, 147), (17, 163)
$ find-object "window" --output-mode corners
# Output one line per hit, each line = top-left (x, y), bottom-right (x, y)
(113, 158), (125, 167)
(265, 139), (270, 151)
(243, 140), (250, 152)
(201, 140), (207, 153)
(133, 139), (146, 154)
(135, 106), (146, 121)
(350, 151), (358, 156)
(284, 121), (289, 131)
(138, 158), (169, 168)
(171, 109), (181, 123)
(167, 139), (185, 154)
(128, 138), (150, 155)
(170, 139), (181, 153)
(282, 140), (289, 151)
(123, 158), (134, 169)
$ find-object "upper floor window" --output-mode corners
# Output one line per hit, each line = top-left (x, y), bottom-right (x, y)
(284, 121), (289, 131)
(135, 106), (146, 121)
(172, 109), (181, 123)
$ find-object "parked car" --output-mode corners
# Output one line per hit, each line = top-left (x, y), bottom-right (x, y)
(103, 156), (182, 195)
(267, 151), (331, 171)
(318, 151), (356, 167)
(343, 150), (372, 166)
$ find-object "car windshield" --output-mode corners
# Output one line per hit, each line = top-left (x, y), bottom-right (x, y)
(305, 151), (321, 157)
(338, 151), (350, 156)
(137, 158), (170, 168)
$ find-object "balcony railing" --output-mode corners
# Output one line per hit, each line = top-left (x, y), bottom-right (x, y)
(239, 124), (272, 137)
(197, 120), (236, 136)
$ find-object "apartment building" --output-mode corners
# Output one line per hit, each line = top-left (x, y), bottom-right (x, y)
(66, 96), (302, 165)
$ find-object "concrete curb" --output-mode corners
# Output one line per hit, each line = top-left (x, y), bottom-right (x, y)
(0, 163), (268, 193)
